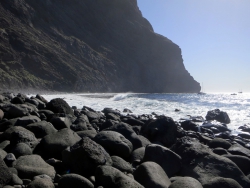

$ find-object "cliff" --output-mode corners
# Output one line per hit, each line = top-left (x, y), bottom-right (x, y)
(0, 0), (200, 93)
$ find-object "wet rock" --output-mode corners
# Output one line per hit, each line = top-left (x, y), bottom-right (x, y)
(95, 165), (143, 188)
(58, 174), (94, 188)
(134, 161), (171, 188)
(40, 128), (81, 159)
(140, 116), (177, 147)
(208, 138), (232, 149)
(143, 144), (182, 177)
(201, 120), (231, 133)
(171, 136), (250, 187)
(46, 98), (73, 115)
(180, 120), (199, 132)
(13, 155), (56, 179)
(62, 137), (112, 177)
(206, 109), (230, 124)
(94, 131), (133, 159)
(111, 156), (133, 173)
(203, 177), (242, 188)
(169, 177), (203, 188)
(25, 121), (57, 138)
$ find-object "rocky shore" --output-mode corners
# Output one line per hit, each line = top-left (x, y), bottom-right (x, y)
(0, 92), (250, 188)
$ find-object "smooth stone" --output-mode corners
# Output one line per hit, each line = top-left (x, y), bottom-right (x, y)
(11, 143), (32, 158)
(58, 174), (94, 188)
(25, 121), (57, 138)
(168, 177), (203, 188)
(134, 161), (171, 188)
(76, 130), (97, 139)
(208, 138), (232, 149)
(46, 98), (73, 115)
(0, 109), (4, 120)
(27, 178), (55, 188)
(203, 177), (243, 188)
(0, 157), (12, 187)
(228, 144), (250, 158)
(111, 156), (133, 173)
(14, 116), (41, 127)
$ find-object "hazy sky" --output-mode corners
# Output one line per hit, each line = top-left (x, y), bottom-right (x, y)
(137, 0), (250, 93)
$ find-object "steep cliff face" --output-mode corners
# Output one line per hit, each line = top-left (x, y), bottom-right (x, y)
(0, 0), (200, 93)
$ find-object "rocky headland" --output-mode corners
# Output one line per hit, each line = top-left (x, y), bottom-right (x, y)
(0, 92), (250, 188)
(0, 0), (200, 93)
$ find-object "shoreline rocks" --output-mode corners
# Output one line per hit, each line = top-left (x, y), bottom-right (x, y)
(0, 93), (250, 187)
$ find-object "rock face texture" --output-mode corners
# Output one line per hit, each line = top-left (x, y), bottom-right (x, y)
(0, 0), (200, 92)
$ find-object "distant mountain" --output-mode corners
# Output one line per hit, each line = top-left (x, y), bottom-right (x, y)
(0, 0), (200, 93)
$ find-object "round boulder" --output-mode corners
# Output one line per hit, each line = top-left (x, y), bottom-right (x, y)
(25, 121), (57, 138)
(58, 174), (94, 188)
(169, 177), (203, 188)
(0, 157), (12, 187)
(206, 109), (230, 124)
(94, 131), (133, 159)
(111, 156), (133, 173)
(208, 138), (232, 149)
(27, 178), (55, 188)
(46, 98), (73, 115)
(203, 177), (242, 188)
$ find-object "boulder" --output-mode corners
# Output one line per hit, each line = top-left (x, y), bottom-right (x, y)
(50, 116), (72, 130)
(13, 155), (56, 180)
(62, 137), (112, 177)
(130, 147), (145, 165)
(41, 128), (81, 159)
(203, 177), (243, 188)
(1, 104), (29, 119)
(201, 120), (231, 132)
(11, 143), (32, 158)
(228, 144), (250, 158)
(180, 120), (199, 132)
(94, 131), (133, 159)
(10, 173), (23, 186)
(35, 94), (48, 104)
(208, 138), (232, 149)
(104, 122), (145, 150)
(171, 136), (250, 187)
(143, 144), (182, 177)
(76, 130), (97, 139)
(58, 174), (94, 188)
(134, 161), (171, 188)
(0, 109), (4, 120)
(140, 116), (178, 147)
(9, 128), (38, 147)
(95, 165), (143, 188)
(46, 98), (73, 115)
(212, 147), (229, 155)
(37, 110), (54, 121)
(25, 121), (57, 138)
(168, 177), (203, 188)
(27, 178), (55, 188)
(111, 156), (133, 173)
(206, 109), (230, 124)
(222, 154), (250, 175)
(14, 115), (41, 127)
(0, 148), (7, 159)
(0, 157), (12, 187)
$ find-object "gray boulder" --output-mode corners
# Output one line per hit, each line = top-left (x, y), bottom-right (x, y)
(203, 177), (242, 188)
(14, 116), (41, 127)
(58, 174), (94, 188)
(143, 144), (182, 177)
(130, 147), (145, 165)
(0, 157), (12, 187)
(46, 98), (73, 115)
(171, 136), (250, 187)
(76, 130), (97, 139)
(11, 143), (32, 158)
(0, 109), (4, 120)
(25, 121), (57, 138)
(228, 144), (250, 158)
(41, 128), (81, 159)
(94, 131), (133, 159)
(168, 177), (203, 188)
(111, 156), (133, 173)
(62, 137), (112, 177)
(50, 116), (72, 130)
(27, 178), (55, 188)
(140, 116), (177, 147)
(134, 161), (171, 188)
(206, 109), (230, 124)
(208, 138), (232, 149)
(95, 165), (144, 188)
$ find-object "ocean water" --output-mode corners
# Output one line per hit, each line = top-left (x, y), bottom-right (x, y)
(38, 93), (250, 132)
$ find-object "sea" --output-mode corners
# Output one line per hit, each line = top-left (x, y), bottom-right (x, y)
(37, 92), (250, 133)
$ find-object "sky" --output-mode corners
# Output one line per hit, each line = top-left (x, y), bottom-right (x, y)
(137, 0), (250, 93)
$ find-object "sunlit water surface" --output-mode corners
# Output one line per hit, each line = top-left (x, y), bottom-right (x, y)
(33, 93), (250, 132)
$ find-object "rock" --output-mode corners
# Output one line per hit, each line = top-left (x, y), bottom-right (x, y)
(102, 108), (121, 116)
(0, 157), (12, 187)
(111, 156), (133, 173)
(228, 144), (250, 158)
(206, 109), (230, 124)
(4, 153), (16, 166)
(46, 98), (73, 115)
(13, 155), (56, 179)
(134, 161), (171, 188)
(40, 128), (81, 159)
(82, 111), (102, 122)
(0, 109), (4, 120)
(50, 116), (72, 130)
(130, 147), (145, 165)
(58, 174), (94, 188)
(94, 131), (133, 159)
(35, 95), (48, 104)
(143, 144), (182, 177)
(95, 165), (143, 188)
(171, 136), (250, 187)
(9, 128), (38, 147)
(106, 113), (120, 121)
(27, 178), (55, 188)
(140, 116), (178, 147)
(104, 122), (145, 150)
(25, 121), (57, 138)
(222, 154), (250, 175)
(62, 137), (112, 177)
(76, 130), (97, 139)
(201, 120), (231, 132)
(123, 108), (133, 113)
(121, 117), (144, 126)
(212, 147), (229, 155)
(11, 97), (25, 104)
(0, 140), (10, 150)
(208, 138), (232, 149)
(0, 148), (7, 159)
(168, 177), (203, 188)
(37, 110), (54, 121)
(14, 116), (41, 127)
(11, 143), (32, 158)
(203, 177), (243, 188)
(10, 173), (23, 186)
(1, 104), (29, 119)
(180, 120), (199, 132)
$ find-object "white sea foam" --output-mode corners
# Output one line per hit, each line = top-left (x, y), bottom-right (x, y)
(32, 93), (250, 132)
